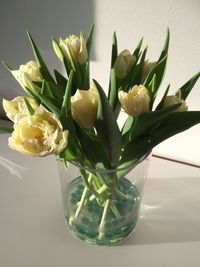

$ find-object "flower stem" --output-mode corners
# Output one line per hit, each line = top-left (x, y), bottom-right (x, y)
(98, 198), (112, 240)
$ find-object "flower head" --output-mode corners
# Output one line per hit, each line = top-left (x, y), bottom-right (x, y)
(114, 50), (136, 79)
(71, 87), (98, 128)
(9, 106), (68, 156)
(11, 61), (42, 94)
(163, 91), (188, 111)
(2, 96), (39, 123)
(59, 34), (88, 65)
(118, 85), (150, 116)
(141, 60), (156, 82)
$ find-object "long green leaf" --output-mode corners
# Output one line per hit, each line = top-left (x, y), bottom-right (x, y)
(132, 103), (181, 139)
(108, 68), (117, 111)
(111, 31), (118, 68)
(179, 72), (200, 100)
(150, 111), (200, 145)
(93, 79), (122, 167)
(27, 31), (54, 83)
(86, 24), (94, 58)
(133, 37), (143, 59)
(0, 126), (13, 133)
(144, 54), (168, 94)
(24, 97), (35, 115)
(38, 94), (60, 117)
(156, 84), (170, 110)
(2, 61), (13, 71)
(54, 69), (68, 87)
(158, 28), (170, 62)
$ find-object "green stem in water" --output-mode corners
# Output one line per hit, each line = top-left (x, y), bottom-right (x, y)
(98, 198), (112, 240)
(89, 184), (109, 201)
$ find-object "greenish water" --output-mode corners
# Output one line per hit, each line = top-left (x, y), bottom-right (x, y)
(63, 177), (140, 245)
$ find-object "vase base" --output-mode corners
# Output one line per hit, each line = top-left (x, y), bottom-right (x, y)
(63, 177), (140, 246)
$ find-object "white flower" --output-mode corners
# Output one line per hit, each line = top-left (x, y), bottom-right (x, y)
(11, 60), (42, 94)
(163, 91), (188, 111)
(118, 85), (150, 116)
(71, 87), (98, 128)
(9, 105), (68, 156)
(114, 50), (136, 79)
(2, 96), (39, 123)
(59, 34), (88, 65)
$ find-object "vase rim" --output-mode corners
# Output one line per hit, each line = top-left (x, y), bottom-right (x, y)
(58, 152), (151, 174)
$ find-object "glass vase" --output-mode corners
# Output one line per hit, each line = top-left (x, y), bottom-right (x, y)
(57, 157), (150, 246)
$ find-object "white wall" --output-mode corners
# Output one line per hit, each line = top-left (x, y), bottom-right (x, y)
(90, 0), (200, 165)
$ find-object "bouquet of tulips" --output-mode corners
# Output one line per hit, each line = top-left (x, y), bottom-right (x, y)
(1, 26), (200, 242)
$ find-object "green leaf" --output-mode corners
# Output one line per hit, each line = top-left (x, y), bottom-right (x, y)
(25, 86), (41, 103)
(108, 68), (117, 111)
(158, 28), (170, 62)
(75, 126), (109, 167)
(0, 126), (13, 133)
(38, 94), (61, 117)
(83, 61), (90, 89)
(144, 54), (168, 95)
(133, 37), (143, 59)
(86, 24), (94, 58)
(132, 104), (181, 139)
(27, 31), (55, 83)
(54, 69), (68, 87)
(61, 70), (73, 114)
(120, 135), (152, 166)
(111, 31), (118, 68)
(93, 79), (122, 167)
(24, 97), (35, 115)
(41, 80), (53, 97)
(156, 84), (170, 110)
(121, 116), (134, 145)
(127, 46), (148, 88)
(150, 111), (200, 145)
(2, 61), (13, 71)
(179, 72), (200, 100)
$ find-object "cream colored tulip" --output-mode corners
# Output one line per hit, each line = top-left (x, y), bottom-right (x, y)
(2, 96), (39, 123)
(71, 87), (98, 128)
(114, 50), (136, 79)
(118, 85), (150, 116)
(8, 106), (68, 156)
(163, 91), (188, 112)
(11, 61), (42, 94)
(141, 60), (156, 82)
(59, 34), (88, 65)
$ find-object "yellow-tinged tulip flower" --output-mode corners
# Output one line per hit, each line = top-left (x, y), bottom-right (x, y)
(2, 96), (39, 123)
(11, 61), (42, 94)
(71, 87), (98, 128)
(8, 105), (68, 156)
(141, 60), (156, 82)
(118, 85), (150, 116)
(163, 91), (188, 112)
(59, 34), (88, 65)
(114, 50), (136, 79)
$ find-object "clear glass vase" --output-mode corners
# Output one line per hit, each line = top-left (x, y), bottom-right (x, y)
(57, 157), (150, 246)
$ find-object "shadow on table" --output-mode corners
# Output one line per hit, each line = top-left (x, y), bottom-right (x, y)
(122, 176), (200, 246)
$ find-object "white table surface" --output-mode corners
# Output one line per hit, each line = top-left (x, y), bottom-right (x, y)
(1, 122), (200, 267)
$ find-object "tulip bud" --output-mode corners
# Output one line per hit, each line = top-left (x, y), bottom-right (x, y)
(118, 85), (150, 116)
(71, 87), (98, 128)
(163, 91), (188, 112)
(2, 96), (39, 123)
(52, 38), (64, 61)
(141, 60), (156, 82)
(59, 33), (88, 65)
(11, 61), (42, 94)
(114, 50), (136, 79)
